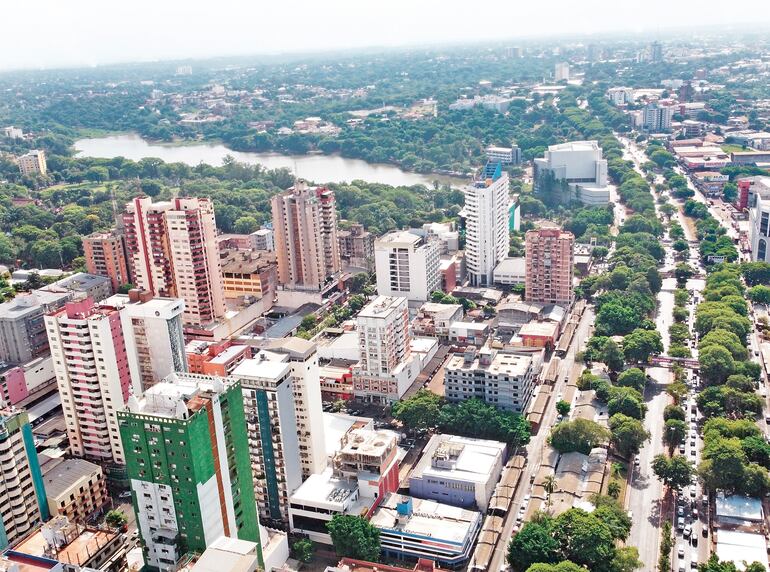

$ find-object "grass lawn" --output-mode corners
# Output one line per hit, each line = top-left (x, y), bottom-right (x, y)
(721, 144), (749, 153)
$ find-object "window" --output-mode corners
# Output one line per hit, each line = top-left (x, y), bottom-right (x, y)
(759, 238), (768, 261)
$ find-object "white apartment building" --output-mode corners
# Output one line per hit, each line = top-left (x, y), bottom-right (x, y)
(606, 87), (634, 106)
(106, 290), (187, 391)
(374, 231), (440, 304)
(266, 337), (327, 479)
(641, 102), (674, 132)
(486, 145), (521, 166)
(352, 296), (420, 403)
(444, 347), (538, 413)
(45, 298), (140, 465)
(464, 170), (510, 287)
(554, 62), (570, 82)
(17, 150), (47, 176)
(750, 193), (770, 262)
(534, 140), (610, 205)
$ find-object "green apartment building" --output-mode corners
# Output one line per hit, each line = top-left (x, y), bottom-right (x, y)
(118, 373), (260, 571)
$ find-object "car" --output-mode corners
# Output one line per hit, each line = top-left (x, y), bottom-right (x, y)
(702, 526), (708, 537)
(692, 508), (698, 519)
(677, 506), (684, 517)
(118, 491), (132, 499)
(523, 494), (531, 503)
(690, 486), (696, 498)
(677, 517), (685, 530)
(690, 449), (696, 457)
(634, 456), (640, 466)
(691, 533), (698, 547)
(678, 544), (685, 558)
(691, 554), (698, 568)
(679, 444), (686, 454)
(683, 525), (692, 538)
(690, 440), (696, 447)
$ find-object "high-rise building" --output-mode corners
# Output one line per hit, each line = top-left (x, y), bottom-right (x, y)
(17, 150), (47, 176)
(45, 298), (139, 465)
(119, 373), (260, 571)
(554, 62), (570, 82)
(352, 296), (419, 403)
(0, 406), (48, 549)
(338, 223), (374, 270)
(123, 197), (226, 326)
(106, 290), (187, 391)
(83, 229), (132, 293)
(374, 231), (440, 304)
(650, 41), (663, 63)
(533, 141), (610, 206)
(641, 102), (674, 133)
(0, 290), (71, 364)
(271, 180), (341, 291)
(463, 164), (510, 287)
(524, 227), (575, 305)
(486, 145), (521, 166)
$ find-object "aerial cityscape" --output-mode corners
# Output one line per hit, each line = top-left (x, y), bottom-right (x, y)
(3, 4), (770, 572)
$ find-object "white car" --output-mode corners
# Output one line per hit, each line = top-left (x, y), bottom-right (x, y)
(678, 544), (685, 558)
(684, 524), (692, 538)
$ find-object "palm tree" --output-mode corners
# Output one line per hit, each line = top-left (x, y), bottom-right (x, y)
(543, 475), (557, 511)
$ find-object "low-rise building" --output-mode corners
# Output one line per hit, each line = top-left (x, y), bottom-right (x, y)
(186, 340), (252, 376)
(188, 534), (289, 572)
(412, 303), (463, 340)
(448, 321), (489, 346)
(692, 171), (729, 197)
(250, 228), (275, 252)
(445, 347), (538, 413)
(409, 434), (506, 512)
(40, 457), (108, 523)
(319, 363), (353, 401)
(518, 321), (560, 349)
(220, 249), (277, 300)
(326, 557), (448, 572)
(41, 273), (112, 302)
(493, 257), (526, 286)
(369, 494), (482, 569)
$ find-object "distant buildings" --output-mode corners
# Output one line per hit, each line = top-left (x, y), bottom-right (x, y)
(448, 95), (513, 113)
(83, 229), (132, 292)
(271, 180), (341, 292)
(606, 87), (634, 106)
(123, 197), (226, 326)
(119, 374), (260, 571)
(249, 228), (275, 251)
(338, 223), (375, 270)
(17, 149), (47, 176)
(186, 340), (252, 377)
(0, 406), (47, 549)
(554, 62), (570, 82)
(352, 296), (419, 403)
(649, 41), (663, 63)
(463, 165), (510, 287)
(409, 434), (506, 511)
(444, 347), (538, 413)
(533, 141), (610, 205)
(525, 227), (575, 305)
(374, 231), (440, 304)
(2, 126), (23, 139)
(0, 290), (71, 364)
(412, 302), (464, 340)
(640, 101), (674, 132)
(46, 298), (140, 466)
(486, 145), (521, 166)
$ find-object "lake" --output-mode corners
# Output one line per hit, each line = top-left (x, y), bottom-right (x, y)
(74, 133), (466, 188)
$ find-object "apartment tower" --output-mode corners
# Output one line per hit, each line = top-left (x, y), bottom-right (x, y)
(271, 180), (341, 291)
(524, 228), (575, 305)
(374, 231), (440, 303)
(82, 229), (132, 293)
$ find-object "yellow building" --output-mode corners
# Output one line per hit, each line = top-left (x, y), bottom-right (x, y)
(40, 456), (108, 523)
(220, 249), (278, 299)
(17, 149), (47, 176)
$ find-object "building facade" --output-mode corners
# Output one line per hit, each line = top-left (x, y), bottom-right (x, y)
(118, 374), (260, 571)
(40, 457), (108, 524)
(534, 141), (609, 205)
(374, 231), (440, 303)
(46, 298), (139, 465)
(338, 224), (374, 270)
(220, 250), (278, 300)
(463, 167), (510, 287)
(641, 102), (674, 132)
(271, 180), (341, 291)
(83, 230), (132, 293)
(0, 407), (47, 549)
(17, 150), (47, 176)
(525, 228), (575, 305)
(0, 290), (71, 364)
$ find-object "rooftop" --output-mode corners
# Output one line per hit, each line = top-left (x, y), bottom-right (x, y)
(125, 372), (236, 419)
(715, 493), (764, 522)
(519, 321), (559, 338)
(220, 249), (277, 274)
(290, 467), (369, 512)
(104, 292), (184, 315)
(231, 357), (290, 382)
(0, 552), (60, 572)
(375, 230), (423, 247)
(190, 536), (259, 572)
(447, 350), (532, 377)
(0, 290), (70, 320)
(13, 518), (119, 569)
(715, 530), (768, 571)
(41, 273), (110, 293)
(41, 458), (102, 500)
(547, 140), (600, 153)
(418, 302), (463, 318)
(358, 296), (406, 319)
(338, 427), (397, 459)
(411, 434), (506, 485)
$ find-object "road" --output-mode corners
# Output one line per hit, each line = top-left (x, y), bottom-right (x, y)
(487, 306), (595, 572)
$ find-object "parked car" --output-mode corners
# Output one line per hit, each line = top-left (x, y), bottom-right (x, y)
(683, 524), (692, 538)
(677, 517), (685, 530)
(678, 544), (685, 558)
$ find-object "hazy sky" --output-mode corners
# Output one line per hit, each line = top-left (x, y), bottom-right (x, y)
(2, 0), (769, 72)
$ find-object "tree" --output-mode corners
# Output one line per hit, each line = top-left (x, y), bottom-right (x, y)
(699, 438), (748, 493)
(742, 261), (770, 286)
(556, 400), (571, 417)
(622, 328), (663, 363)
(292, 538), (314, 564)
(326, 515), (381, 561)
(699, 345), (736, 386)
(105, 510), (127, 529)
(616, 368), (646, 393)
(549, 418), (611, 454)
(607, 480), (621, 498)
(663, 404), (686, 422)
(438, 399), (531, 447)
(748, 285), (770, 304)
(611, 546), (643, 572)
(543, 475), (557, 510)
(524, 562), (584, 572)
(609, 414), (650, 458)
(651, 454), (694, 490)
(607, 387), (646, 420)
(699, 329), (748, 362)
(663, 419), (687, 451)
(392, 390), (442, 432)
(675, 263), (694, 286)
(601, 339), (625, 372)
(551, 508), (616, 570)
(508, 514), (559, 572)
(234, 215), (259, 234)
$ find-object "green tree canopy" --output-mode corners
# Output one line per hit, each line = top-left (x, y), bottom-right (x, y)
(326, 515), (381, 562)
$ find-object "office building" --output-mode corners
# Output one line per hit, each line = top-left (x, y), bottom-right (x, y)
(641, 102), (674, 132)
(0, 290), (70, 364)
(534, 141), (610, 205)
(0, 406), (47, 549)
(749, 192), (770, 262)
(220, 250), (277, 300)
(338, 224), (375, 270)
(105, 290), (187, 390)
(374, 231), (440, 304)
(186, 340), (252, 377)
(445, 347), (538, 413)
(17, 150), (47, 176)
(409, 434), (506, 511)
(352, 296), (419, 403)
(271, 179), (341, 291)
(289, 427), (400, 544)
(485, 146), (521, 166)
(525, 227), (574, 305)
(232, 357), (302, 525)
(554, 62), (570, 82)
(40, 456), (108, 523)
(83, 230), (132, 293)
(119, 373), (260, 571)
(46, 298), (139, 465)
(250, 228), (275, 251)
(370, 494), (482, 569)
(463, 164), (510, 287)
(123, 197), (226, 326)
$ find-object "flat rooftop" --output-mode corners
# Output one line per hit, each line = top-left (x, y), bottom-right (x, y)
(411, 434), (506, 485)
(104, 293), (183, 313)
(447, 350), (532, 377)
(126, 373), (236, 419)
(191, 536), (259, 572)
(519, 321), (559, 338)
(358, 296), (406, 319)
(13, 526), (118, 569)
(42, 458), (102, 500)
(290, 467), (368, 513)
(231, 357), (290, 381)
(0, 290), (70, 320)
(376, 230), (423, 247)
(548, 140), (600, 153)
(370, 494), (480, 544)
(0, 552), (60, 572)
(208, 345), (249, 365)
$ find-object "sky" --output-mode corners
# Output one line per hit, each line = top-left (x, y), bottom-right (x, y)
(2, 0), (770, 72)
